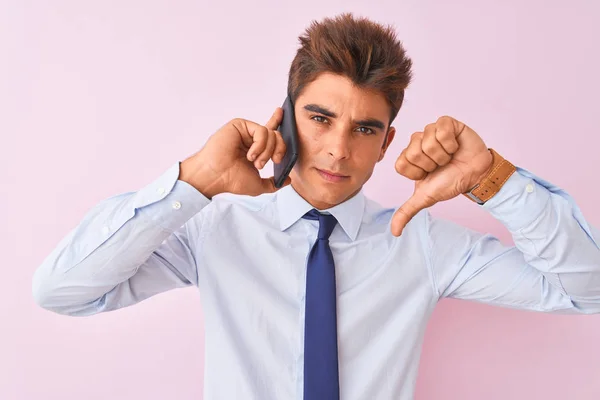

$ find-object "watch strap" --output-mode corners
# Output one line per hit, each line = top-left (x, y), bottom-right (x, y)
(463, 148), (516, 204)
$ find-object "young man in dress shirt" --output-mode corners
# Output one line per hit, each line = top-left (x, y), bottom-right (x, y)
(33, 13), (600, 400)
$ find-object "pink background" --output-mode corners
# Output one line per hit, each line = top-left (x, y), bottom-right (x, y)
(2, 0), (599, 399)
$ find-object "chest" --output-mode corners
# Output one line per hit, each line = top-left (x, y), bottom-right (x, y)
(197, 217), (434, 321)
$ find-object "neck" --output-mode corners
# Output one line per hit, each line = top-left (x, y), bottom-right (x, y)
(290, 180), (362, 211)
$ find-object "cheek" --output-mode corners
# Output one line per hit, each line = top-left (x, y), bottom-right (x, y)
(353, 142), (384, 164)
(296, 124), (322, 161)
(347, 145), (384, 181)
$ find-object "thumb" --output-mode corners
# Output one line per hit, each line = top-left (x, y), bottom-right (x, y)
(261, 175), (292, 193)
(391, 194), (430, 236)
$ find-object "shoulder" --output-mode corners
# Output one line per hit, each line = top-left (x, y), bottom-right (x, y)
(211, 191), (277, 212)
(362, 196), (430, 231)
(187, 191), (278, 233)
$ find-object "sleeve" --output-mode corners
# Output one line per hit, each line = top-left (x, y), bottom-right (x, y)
(32, 162), (211, 316)
(426, 166), (600, 314)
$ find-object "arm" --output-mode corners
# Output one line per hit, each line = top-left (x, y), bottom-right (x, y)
(32, 162), (211, 316)
(32, 110), (291, 316)
(427, 166), (600, 314)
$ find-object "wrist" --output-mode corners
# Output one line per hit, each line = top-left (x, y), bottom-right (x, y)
(463, 148), (516, 205)
(179, 154), (224, 199)
(468, 149), (495, 191)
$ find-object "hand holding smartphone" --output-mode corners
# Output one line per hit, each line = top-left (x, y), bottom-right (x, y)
(273, 95), (299, 188)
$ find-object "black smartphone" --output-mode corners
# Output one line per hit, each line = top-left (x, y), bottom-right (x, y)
(273, 95), (299, 188)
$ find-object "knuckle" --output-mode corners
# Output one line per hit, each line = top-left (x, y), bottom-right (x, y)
(395, 157), (410, 174)
(394, 162), (403, 174)
(436, 154), (451, 166)
(256, 126), (268, 141)
(394, 156), (405, 172)
(263, 148), (275, 159)
(265, 134), (276, 150)
(269, 129), (278, 141)
(406, 169), (423, 180)
(424, 163), (437, 172)
(424, 123), (436, 132)
(405, 148), (421, 162)
(421, 139), (437, 154)
(231, 117), (246, 128)
(435, 129), (452, 140)
(259, 151), (272, 159)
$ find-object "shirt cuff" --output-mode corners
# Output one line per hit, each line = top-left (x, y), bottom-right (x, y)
(133, 162), (211, 232)
(481, 166), (551, 232)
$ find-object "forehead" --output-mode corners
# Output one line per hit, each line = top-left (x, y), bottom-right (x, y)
(296, 72), (389, 118)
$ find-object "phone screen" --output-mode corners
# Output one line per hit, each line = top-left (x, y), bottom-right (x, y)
(273, 95), (299, 188)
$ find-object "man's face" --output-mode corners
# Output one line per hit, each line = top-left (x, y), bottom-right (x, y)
(289, 72), (396, 210)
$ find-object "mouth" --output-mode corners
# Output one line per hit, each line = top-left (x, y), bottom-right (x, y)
(316, 168), (350, 183)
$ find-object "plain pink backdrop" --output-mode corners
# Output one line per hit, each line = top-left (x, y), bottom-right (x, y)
(2, 0), (599, 399)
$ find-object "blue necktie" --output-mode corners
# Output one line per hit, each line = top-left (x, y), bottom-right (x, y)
(302, 209), (340, 400)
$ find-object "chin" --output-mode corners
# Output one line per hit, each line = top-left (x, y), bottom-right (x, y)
(292, 169), (360, 207)
(310, 181), (356, 207)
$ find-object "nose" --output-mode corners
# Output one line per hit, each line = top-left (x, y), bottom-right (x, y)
(326, 130), (351, 161)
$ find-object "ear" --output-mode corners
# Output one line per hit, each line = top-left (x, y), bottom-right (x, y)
(378, 126), (396, 161)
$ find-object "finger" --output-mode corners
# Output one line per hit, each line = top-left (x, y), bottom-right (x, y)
(255, 129), (276, 169)
(232, 118), (256, 149)
(395, 133), (434, 180)
(434, 116), (460, 154)
(391, 194), (432, 236)
(272, 130), (287, 163)
(422, 124), (452, 166)
(265, 107), (284, 131)
(405, 131), (437, 172)
(395, 149), (428, 180)
(261, 174), (292, 193)
(247, 125), (269, 162)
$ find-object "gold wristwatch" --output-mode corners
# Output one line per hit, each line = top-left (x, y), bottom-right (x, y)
(463, 148), (517, 205)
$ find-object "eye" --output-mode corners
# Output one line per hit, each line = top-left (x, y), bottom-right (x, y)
(310, 115), (328, 124)
(356, 126), (375, 135)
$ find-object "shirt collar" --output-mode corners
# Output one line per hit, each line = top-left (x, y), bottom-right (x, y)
(276, 184), (365, 241)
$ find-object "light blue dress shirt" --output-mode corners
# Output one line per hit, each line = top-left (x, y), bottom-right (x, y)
(33, 162), (600, 399)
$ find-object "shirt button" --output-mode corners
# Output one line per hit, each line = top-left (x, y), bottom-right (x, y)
(525, 183), (534, 193)
(157, 187), (166, 195)
(172, 201), (181, 210)
(102, 225), (110, 235)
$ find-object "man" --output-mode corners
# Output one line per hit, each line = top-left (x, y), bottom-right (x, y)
(33, 13), (600, 400)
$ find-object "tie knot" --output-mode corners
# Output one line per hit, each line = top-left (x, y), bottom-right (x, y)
(303, 209), (338, 240)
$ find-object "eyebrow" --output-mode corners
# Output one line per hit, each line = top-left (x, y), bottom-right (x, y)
(303, 103), (386, 130)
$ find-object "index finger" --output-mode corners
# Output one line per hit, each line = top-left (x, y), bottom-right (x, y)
(265, 107), (283, 131)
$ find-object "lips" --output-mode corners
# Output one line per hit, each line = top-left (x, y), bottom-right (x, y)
(317, 168), (349, 183)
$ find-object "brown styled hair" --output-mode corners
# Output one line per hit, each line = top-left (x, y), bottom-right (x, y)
(287, 13), (413, 125)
